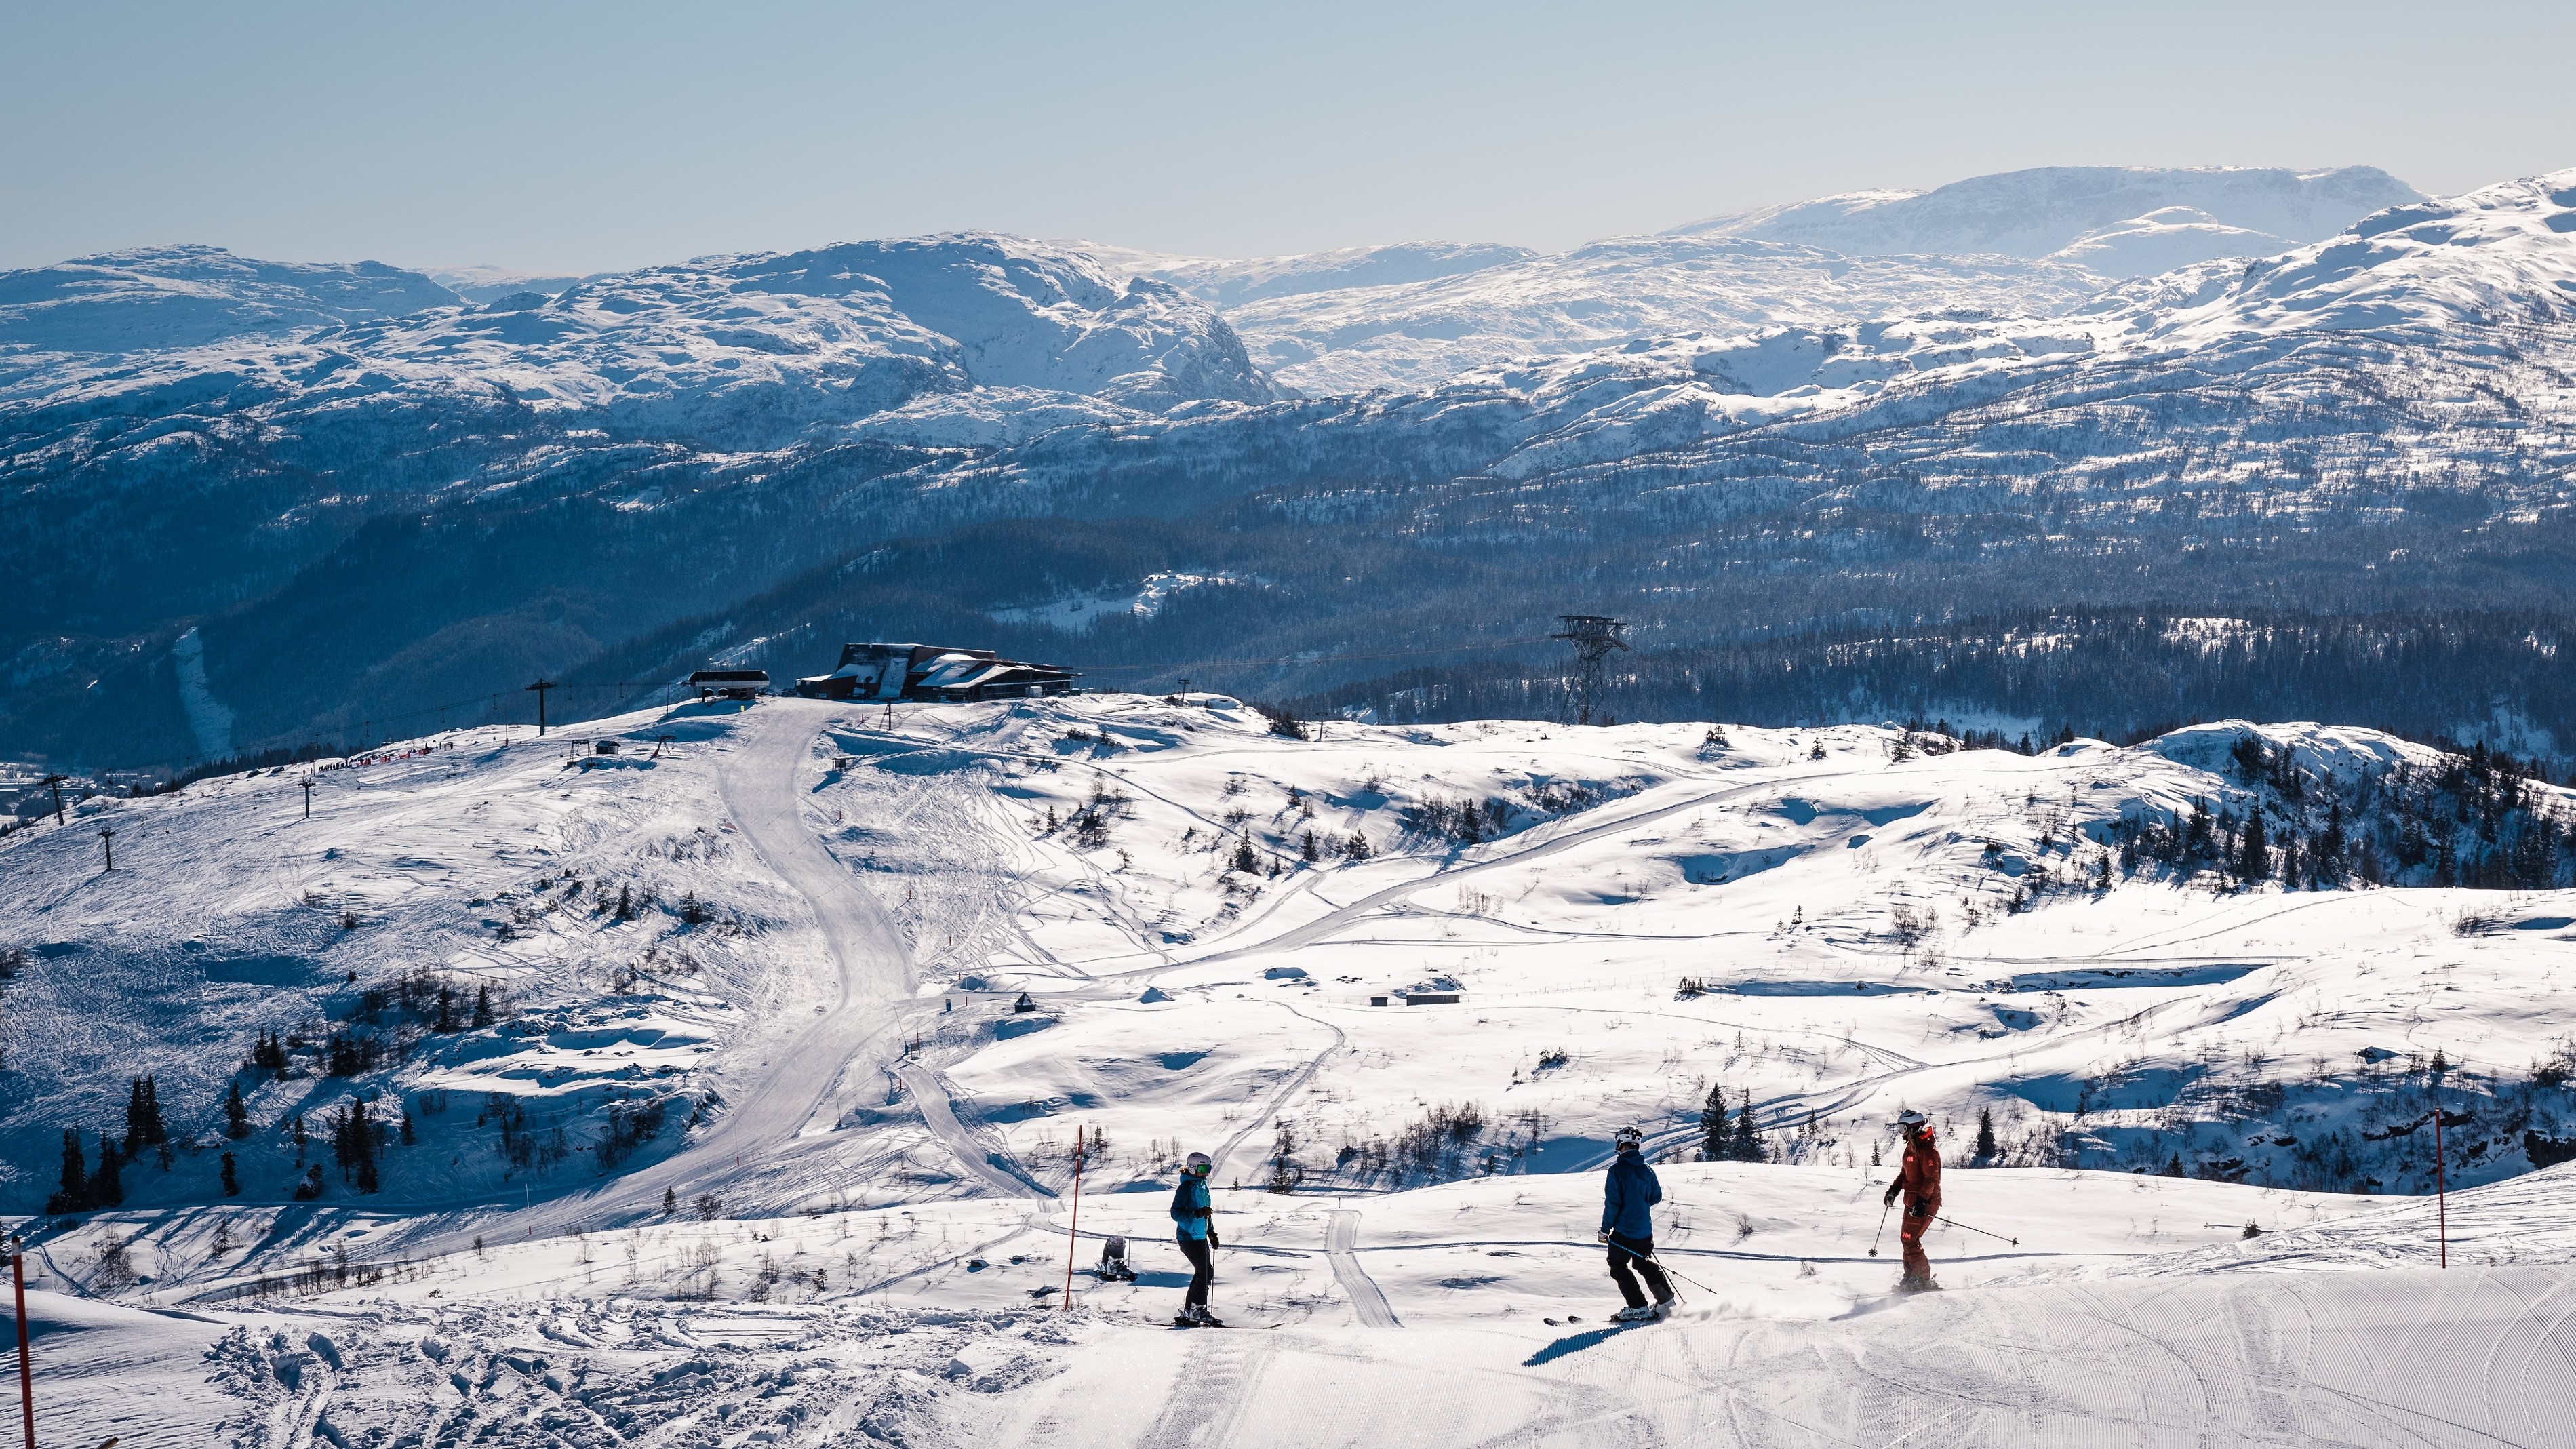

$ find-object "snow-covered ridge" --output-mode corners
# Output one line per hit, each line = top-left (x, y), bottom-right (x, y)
(0, 243), (461, 352)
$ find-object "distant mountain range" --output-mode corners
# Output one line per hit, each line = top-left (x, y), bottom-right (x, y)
(5, 163), (2573, 774)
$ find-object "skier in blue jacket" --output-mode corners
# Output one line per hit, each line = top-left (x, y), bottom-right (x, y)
(1170, 1150), (1222, 1325)
(1599, 1125), (1674, 1322)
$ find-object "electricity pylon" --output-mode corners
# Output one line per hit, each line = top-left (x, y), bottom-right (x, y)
(1551, 615), (1628, 726)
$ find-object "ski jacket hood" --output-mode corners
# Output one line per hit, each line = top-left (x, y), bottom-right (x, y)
(1601, 1149), (1662, 1237)
(1170, 1173), (1213, 1239)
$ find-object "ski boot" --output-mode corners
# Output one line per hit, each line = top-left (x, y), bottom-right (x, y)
(1610, 1303), (1655, 1324)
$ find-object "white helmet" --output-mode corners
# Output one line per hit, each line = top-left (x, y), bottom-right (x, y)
(1185, 1151), (1212, 1174)
(1895, 1109), (1928, 1129)
(1613, 1125), (1644, 1151)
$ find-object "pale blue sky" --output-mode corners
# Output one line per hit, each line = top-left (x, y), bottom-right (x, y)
(4, 0), (2568, 273)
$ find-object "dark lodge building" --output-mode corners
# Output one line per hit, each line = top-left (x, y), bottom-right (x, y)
(795, 643), (1079, 703)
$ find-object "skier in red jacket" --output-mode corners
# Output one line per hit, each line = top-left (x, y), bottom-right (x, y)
(1881, 1109), (1941, 1290)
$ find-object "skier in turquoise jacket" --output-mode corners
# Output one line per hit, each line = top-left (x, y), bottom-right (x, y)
(1170, 1150), (1221, 1325)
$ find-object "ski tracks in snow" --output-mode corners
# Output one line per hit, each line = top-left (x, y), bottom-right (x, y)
(1326, 1209), (1401, 1328)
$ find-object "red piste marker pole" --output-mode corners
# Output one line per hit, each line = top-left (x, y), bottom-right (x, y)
(2434, 1105), (2449, 1269)
(12, 1234), (33, 1449)
(1063, 1126), (1086, 1310)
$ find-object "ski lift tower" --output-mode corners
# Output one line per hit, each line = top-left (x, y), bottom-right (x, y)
(1551, 614), (1628, 726)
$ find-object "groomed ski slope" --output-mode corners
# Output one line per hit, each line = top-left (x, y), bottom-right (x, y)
(7, 694), (2576, 1444)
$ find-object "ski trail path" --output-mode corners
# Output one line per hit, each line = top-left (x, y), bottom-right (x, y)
(1328, 1209), (1401, 1328)
(363, 705), (928, 1263)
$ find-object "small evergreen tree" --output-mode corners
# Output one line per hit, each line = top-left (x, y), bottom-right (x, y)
(224, 1079), (252, 1139)
(473, 984), (495, 1027)
(662, 1185), (678, 1216)
(90, 1134), (123, 1207)
(1728, 1088), (1763, 1162)
(1700, 1081), (1730, 1160)
(2240, 808), (2271, 884)
(400, 1101), (416, 1145)
(47, 1129), (87, 1214)
(220, 1150), (240, 1197)
(1973, 1107), (1997, 1164)
(1301, 831), (1319, 863)
(123, 1077), (150, 1155)
(2161, 1152), (2186, 1178)
(1231, 833), (1259, 873)
(434, 982), (460, 1032)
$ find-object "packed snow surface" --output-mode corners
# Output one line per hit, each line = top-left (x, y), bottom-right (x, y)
(6, 697), (2575, 1442)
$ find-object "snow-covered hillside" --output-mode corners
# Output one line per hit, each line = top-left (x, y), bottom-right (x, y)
(5, 698), (2575, 1443)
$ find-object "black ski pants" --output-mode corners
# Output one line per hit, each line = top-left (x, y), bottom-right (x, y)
(1606, 1233), (1672, 1309)
(1176, 1234), (1215, 1307)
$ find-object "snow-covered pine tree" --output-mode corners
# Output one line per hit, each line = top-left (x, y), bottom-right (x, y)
(1231, 833), (1259, 873)
(1974, 1107), (1997, 1164)
(473, 984), (495, 1027)
(220, 1150), (239, 1197)
(224, 1079), (251, 1139)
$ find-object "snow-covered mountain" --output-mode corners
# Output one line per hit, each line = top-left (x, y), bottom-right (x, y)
(1076, 165), (2427, 391)
(5, 167), (2575, 774)
(1147, 237), (2109, 393)
(1669, 164), (2425, 271)
(421, 263), (600, 306)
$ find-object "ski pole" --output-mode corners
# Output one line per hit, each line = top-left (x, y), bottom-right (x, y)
(1934, 1215), (2018, 1246)
(1608, 1238), (1712, 1297)
(1867, 1201), (1891, 1257)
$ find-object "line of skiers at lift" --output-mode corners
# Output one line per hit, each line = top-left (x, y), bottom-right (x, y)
(1134, 1110), (1946, 1328)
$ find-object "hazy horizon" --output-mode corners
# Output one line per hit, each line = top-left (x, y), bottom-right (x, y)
(5, 1), (2571, 275)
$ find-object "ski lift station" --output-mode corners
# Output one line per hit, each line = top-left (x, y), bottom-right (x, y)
(795, 642), (1079, 703)
(686, 669), (769, 701)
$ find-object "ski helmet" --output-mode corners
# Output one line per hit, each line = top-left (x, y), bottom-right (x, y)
(1613, 1125), (1644, 1151)
(1895, 1109), (1928, 1130)
(1185, 1151), (1212, 1174)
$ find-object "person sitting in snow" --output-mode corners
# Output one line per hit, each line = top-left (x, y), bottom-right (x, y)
(1882, 1108), (1943, 1290)
(1598, 1125), (1676, 1322)
(1170, 1151), (1221, 1325)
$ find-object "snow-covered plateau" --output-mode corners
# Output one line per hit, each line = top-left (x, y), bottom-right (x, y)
(5, 696), (2575, 1444)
